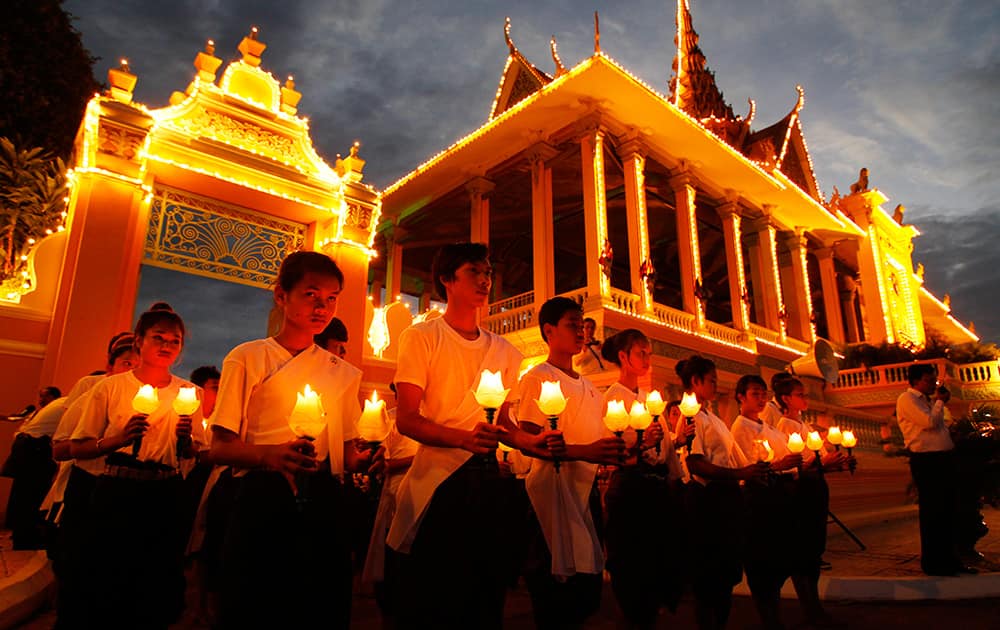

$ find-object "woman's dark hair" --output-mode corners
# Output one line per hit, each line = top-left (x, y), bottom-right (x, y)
(276, 251), (344, 293)
(431, 242), (489, 300)
(314, 317), (349, 347)
(190, 365), (221, 387)
(734, 374), (767, 401)
(108, 333), (136, 363)
(134, 302), (186, 342)
(675, 354), (716, 390)
(600, 328), (649, 366)
(538, 297), (582, 342)
(773, 376), (803, 412)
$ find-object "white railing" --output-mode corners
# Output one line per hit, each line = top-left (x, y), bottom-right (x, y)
(483, 303), (536, 336)
(702, 320), (747, 348)
(958, 360), (1000, 384)
(608, 288), (641, 316)
(749, 323), (782, 346)
(558, 288), (589, 306)
(487, 291), (534, 315)
(651, 303), (695, 332)
(833, 358), (952, 390)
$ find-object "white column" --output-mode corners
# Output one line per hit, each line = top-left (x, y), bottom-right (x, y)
(528, 143), (558, 303)
(620, 137), (652, 312)
(669, 169), (704, 328)
(815, 247), (845, 343)
(580, 125), (610, 300)
(717, 200), (749, 331)
(466, 176), (494, 245)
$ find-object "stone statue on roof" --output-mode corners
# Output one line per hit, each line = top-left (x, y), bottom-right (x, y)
(849, 168), (869, 194)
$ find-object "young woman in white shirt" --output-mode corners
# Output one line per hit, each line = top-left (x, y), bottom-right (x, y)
(773, 376), (850, 626)
(601, 329), (688, 629)
(730, 374), (802, 630)
(70, 304), (204, 628)
(677, 356), (770, 630)
(209, 251), (369, 629)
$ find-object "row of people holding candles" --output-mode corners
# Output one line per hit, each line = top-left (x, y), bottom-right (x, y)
(46, 244), (857, 630)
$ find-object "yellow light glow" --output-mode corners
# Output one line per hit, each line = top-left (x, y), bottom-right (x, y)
(172, 387), (200, 416)
(603, 400), (630, 433)
(367, 305), (390, 358)
(536, 381), (569, 417)
(679, 392), (701, 418)
(645, 390), (667, 416)
(787, 432), (805, 454)
(473, 370), (509, 410)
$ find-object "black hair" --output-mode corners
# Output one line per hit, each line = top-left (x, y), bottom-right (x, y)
(583, 317), (597, 326)
(431, 242), (489, 300)
(773, 376), (804, 412)
(190, 365), (221, 388)
(907, 363), (937, 386)
(675, 354), (716, 390)
(600, 329), (649, 366)
(106, 331), (132, 355)
(770, 371), (795, 392)
(134, 302), (186, 343)
(108, 334), (136, 363)
(666, 399), (681, 415)
(42, 386), (61, 399)
(276, 250), (344, 293)
(538, 297), (583, 342)
(735, 374), (767, 402)
(314, 317), (349, 347)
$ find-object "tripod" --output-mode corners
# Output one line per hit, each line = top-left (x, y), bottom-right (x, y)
(828, 510), (866, 550)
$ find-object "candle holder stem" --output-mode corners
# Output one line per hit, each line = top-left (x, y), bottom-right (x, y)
(685, 416), (695, 451)
(548, 416), (561, 473)
(482, 407), (498, 464)
(614, 430), (625, 465)
(652, 415), (662, 456)
(813, 450), (824, 474)
(847, 446), (856, 476)
(295, 435), (315, 512)
(635, 428), (645, 465)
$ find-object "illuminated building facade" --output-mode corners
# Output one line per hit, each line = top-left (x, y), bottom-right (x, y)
(373, 5), (983, 420)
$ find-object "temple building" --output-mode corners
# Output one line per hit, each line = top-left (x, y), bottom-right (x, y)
(371, 4), (988, 422)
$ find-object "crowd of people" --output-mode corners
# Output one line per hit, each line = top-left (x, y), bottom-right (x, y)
(7, 240), (976, 630)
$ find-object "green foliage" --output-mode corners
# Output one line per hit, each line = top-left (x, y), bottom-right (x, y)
(840, 326), (998, 369)
(0, 136), (68, 285)
(0, 0), (100, 159)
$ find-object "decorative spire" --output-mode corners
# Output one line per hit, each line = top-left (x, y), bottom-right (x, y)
(744, 98), (756, 126)
(504, 16), (515, 53)
(238, 26), (267, 67)
(550, 36), (567, 76)
(108, 57), (137, 104)
(669, 0), (735, 121)
(594, 11), (601, 53)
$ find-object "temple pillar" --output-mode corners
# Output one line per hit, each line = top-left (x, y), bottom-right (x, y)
(321, 242), (371, 362)
(815, 247), (845, 344)
(466, 177), (494, 245)
(668, 169), (704, 327)
(527, 143), (558, 304)
(383, 227), (404, 304)
(580, 126), (610, 301)
(620, 137), (652, 312)
(369, 279), (384, 307)
(840, 275), (862, 344)
(717, 200), (749, 331)
(784, 229), (815, 344)
(750, 211), (786, 339)
(419, 288), (432, 313)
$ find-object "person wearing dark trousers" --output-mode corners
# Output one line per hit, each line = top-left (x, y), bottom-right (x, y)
(896, 363), (975, 576)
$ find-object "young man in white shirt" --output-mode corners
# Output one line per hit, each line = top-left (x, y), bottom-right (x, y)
(389, 243), (561, 629)
(896, 363), (974, 576)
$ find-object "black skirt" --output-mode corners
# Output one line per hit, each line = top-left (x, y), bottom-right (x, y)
(742, 475), (797, 594)
(684, 480), (745, 590)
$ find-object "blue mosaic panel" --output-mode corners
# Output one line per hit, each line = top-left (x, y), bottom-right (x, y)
(144, 188), (306, 289)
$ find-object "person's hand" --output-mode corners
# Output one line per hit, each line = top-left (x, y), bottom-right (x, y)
(368, 445), (387, 476)
(176, 415), (192, 440)
(587, 437), (627, 465)
(773, 453), (802, 472)
(740, 462), (771, 483)
(643, 422), (664, 449)
(460, 422), (506, 454)
(823, 450), (848, 470)
(261, 438), (318, 477)
(105, 414), (150, 451)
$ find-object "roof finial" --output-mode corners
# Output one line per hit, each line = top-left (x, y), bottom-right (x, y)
(594, 11), (601, 53)
(744, 98), (756, 125)
(793, 85), (805, 114)
(504, 16), (515, 53)
(550, 36), (568, 76)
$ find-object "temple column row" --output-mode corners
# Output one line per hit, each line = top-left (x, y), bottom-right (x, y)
(717, 200), (750, 332)
(669, 170), (705, 328)
(815, 247), (845, 344)
(620, 138), (652, 312)
(784, 229), (816, 344)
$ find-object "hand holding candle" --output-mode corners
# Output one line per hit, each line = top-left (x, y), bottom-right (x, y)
(807, 430), (824, 473)
(678, 392), (701, 450)
(357, 391), (390, 450)
(628, 401), (653, 462)
(645, 390), (667, 455)
(173, 386), (200, 458)
(787, 432), (805, 473)
(842, 429), (857, 475)
(130, 385), (158, 458)
(289, 384), (326, 440)
(536, 381), (568, 472)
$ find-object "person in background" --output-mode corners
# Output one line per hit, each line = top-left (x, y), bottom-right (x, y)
(2, 388), (65, 549)
(315, 316), (349, 360)
(190, 366), (221, 418)
(760, 372), (793, 428)
(895, 364), (974, 576)
(572, 317), (605, 375)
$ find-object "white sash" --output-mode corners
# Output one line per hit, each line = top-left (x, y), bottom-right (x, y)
(524, 374), (604, 577)
(387, 338), (514, 553)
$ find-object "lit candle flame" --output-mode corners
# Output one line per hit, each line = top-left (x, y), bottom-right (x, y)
(357, 390), (389, 443)
(827, 426), (843, 445)
(628, 400), (653, 431)
(473, 370), (508, 410)
(806, 430), (823, 451)
(842, 430), (857, 449)
(787, 432), (805, 454)
(173, 386), (200, 416)
(679, 392), (701, 418)
(536, 381), (569, 417)
(131, 384), (159, 415)
(603, 400), (630, 433)
(645, 390), (667, 416)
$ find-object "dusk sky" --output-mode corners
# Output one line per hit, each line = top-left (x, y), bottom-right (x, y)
(66, 0), (1000, 367)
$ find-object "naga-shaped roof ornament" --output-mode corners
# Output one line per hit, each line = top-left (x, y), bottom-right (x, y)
(550, 36), (568, 76)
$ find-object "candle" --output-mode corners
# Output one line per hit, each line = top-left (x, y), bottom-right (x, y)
(678, 392), (701, 418)
(132, 384), (159, 415)
(806, 431), (823, 452)
(173, 387), (200, 416)
(473, 370), (508, 413)
(628, 401), (653, 431)
(497, 440), (513, 462)
(289, 384), (326, 439)
(645, 390), (667, 417)
(603, 400), (630, 435)
(841, 430), (857, 449)
(787, 432), (805, 454)
(357, 390), (389, 444)
(827, 426), (843, 451)
(536, 381), (569, 417)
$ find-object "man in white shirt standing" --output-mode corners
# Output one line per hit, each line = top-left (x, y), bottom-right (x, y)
(895, 364), (974, 576)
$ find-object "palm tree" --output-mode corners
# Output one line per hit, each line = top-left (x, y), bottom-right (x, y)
(0, 136), (68, 285)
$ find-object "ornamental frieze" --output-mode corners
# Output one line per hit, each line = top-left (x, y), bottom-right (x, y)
(345, 202), (374, 231)
(165, 105), (299, 166)
(98, 122), (146, 161)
